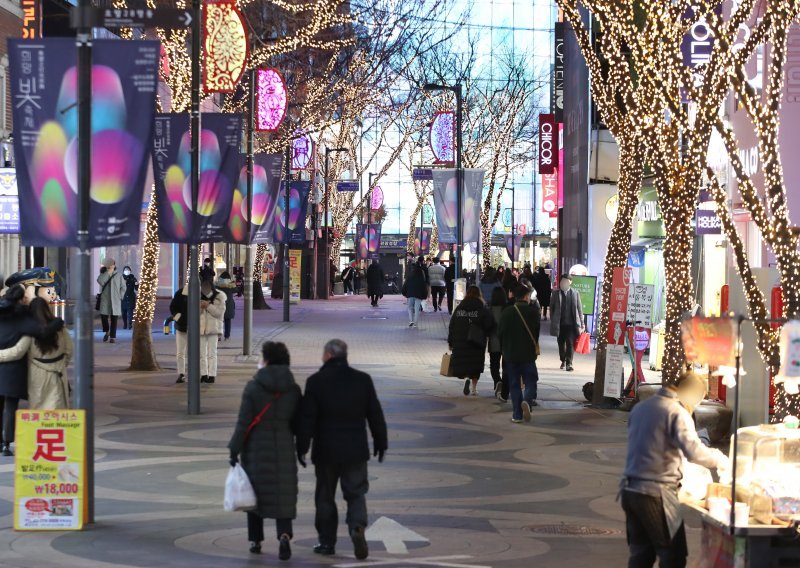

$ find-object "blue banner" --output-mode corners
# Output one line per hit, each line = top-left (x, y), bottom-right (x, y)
(274, 180), (311, 244)
(9, 38), (159, 247)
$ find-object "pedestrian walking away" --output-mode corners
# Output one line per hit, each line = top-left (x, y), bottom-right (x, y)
(478, 266), (502, 305)
(621, 371), (730, 567)
(121, 265), (138, 330)
(444, 259), (455, 314)
(228, 341), (302, 561)
(341, 264), (355, 295)
(402, 257), (429, 327)
(199, 275), (226, 384)
(532, 267), (552, 321)
(366, 260), (384, 307)
(498, 285), (541, 423)
(448, 286), (496, 397)
(0, 284), (64, 456)
(169, 284), (189, 384)
(488, 286), (508, 402)
(216, 271), (237, 340)
(0, 298), (73, 410)
(97, 258), (126, 343)
(550, 274), (584, 372)
(297, 339), (388, 560)
(427, 258), (446, 312)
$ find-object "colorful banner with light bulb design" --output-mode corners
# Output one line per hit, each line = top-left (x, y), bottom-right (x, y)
(151, 113), (242, 244)
(414, 227), (431, 256)
(8, 38), (160, 247)
(356, 223), (381, 260)
(273, 180), (311, 244)
(431, 169), (484, 244)
(226, 153), (283, 244)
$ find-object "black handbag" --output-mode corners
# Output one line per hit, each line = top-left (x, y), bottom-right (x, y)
(466, 321), (486, 346)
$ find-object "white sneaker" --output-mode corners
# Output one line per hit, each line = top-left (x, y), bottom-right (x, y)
(471, 389), (478, 396)
(521, 401), (532, 423)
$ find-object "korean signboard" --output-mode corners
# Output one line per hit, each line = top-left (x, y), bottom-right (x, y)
(627, 283), (655, 329)
(288, 249), (301, 304)
(571, 275), (597, 316)
(15, 410), (85, 531)
(538, 113), (557, 174)
(553, 22), (565, 123)
(542, 170), (558, 214)
(0, 168), (19, 234)
(606, 266), (632, 346)
(21, 0), (40, 38)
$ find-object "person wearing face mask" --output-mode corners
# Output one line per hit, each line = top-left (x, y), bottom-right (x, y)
(228, 341), (302, 561)
(621, 371), (730, 568)
(199, 274), (226, 384)
(549, 274), (584, 372)
(120, 266), (138, 330)
(97, 258), (126, 343)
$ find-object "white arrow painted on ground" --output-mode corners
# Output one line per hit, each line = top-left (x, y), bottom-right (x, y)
(365, 516), (429, 554)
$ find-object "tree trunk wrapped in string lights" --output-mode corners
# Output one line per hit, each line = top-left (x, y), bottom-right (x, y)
(130, 191), (161, 371)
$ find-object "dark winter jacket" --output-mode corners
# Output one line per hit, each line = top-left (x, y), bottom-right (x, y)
(169, 287), (188, 333)
(297, 357), (388, 465)
(216, 278), (237, 320)
(366, 263), (384, 297)
(0, 300), (64, 399)
(532, 270), (552, 307)
(121, 274), (137, 311)
(478, 276), (502, 305)
(448, 297), (496, 377)
(228, 365), (302, 520)
(402, 264), (429, 300)
(498, 299), (542, 363)
(445, 264), (455, 288)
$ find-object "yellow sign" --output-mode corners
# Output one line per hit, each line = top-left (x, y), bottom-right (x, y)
(288, 249), (301, 304)
(14, 409), (85, 531)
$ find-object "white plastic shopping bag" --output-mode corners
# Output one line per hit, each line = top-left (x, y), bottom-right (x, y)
(223, 463), (257, 512)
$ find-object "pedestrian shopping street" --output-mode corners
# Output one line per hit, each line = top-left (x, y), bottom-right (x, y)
(0, 294), (678, 568)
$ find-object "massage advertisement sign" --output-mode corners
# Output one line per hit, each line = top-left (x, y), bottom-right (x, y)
(14, 410), (85, 530)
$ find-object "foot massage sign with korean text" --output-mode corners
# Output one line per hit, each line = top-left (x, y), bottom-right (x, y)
(8, 39), (159, 247)
(14, 410), (85, 530)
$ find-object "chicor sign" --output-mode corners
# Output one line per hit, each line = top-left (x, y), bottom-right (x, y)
(538, 113), (557, 174)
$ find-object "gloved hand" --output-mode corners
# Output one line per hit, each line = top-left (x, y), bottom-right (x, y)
(229, 453), (238, 468)
(374, 449), (385, 463)
(297, 452), (307, 468)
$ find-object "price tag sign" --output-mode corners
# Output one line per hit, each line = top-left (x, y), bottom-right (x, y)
(14, 410), (85, 530)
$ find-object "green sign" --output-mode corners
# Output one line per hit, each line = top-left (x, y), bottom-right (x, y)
(571, 275), (597, 316)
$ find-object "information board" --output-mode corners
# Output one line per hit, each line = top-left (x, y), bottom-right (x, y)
(571, 275), (597, 316)
(627, 283), (655, 329)
(606, 267), (632, 345)
(15, 410), (85, 531)
(603, 344), (626, 399)
(288, 249), (301, 304)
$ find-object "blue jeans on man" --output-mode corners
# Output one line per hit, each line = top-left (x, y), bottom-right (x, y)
(503, 361), (539, 420)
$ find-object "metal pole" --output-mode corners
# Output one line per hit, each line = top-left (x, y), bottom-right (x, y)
(75, 0), (94, 522)
(455, 84), (463, 278)
(368, 172), (375, 256)
(243, 70), (254, 355)
(283, 143), (290, 322)
(512, 184), (516, 265)
(187, 0), (202, 415)
(323, 149), (330, 299)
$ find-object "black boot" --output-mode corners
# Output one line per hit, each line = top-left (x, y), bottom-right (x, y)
(200, 375), (209, 383)
(1, 442), (13, 457)
(176, 374), (185, 384)
(207, 376), (215, 384)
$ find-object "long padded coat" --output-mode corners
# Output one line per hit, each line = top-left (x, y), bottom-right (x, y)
(228, 365), (302, 520)
(447, 297), (496, 378)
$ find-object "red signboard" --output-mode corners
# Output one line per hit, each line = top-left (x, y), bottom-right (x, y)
(542, 170), (558, 214)
(538, 113), (557, 174)
(606, 266), (632, 345)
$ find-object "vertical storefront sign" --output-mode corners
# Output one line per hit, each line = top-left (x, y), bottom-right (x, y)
(9, 39), (159, 247)
(538, 113), (557, 174)
(152, 113), (242, 243)
(15, 410), (85, 531)
(273, 180), (310, 244)
(21, 0), (40, 38)
(288, 248), (301, 303)
(606, 266), (631, 346)
(553, 22), (565, 123)
(542, 171), (558, 214)
(227, 152), (282, 244)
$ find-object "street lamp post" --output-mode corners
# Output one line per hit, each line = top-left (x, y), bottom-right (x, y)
(368, 172), (376, 256)
(511, 183), (516, 266)
(242, 70), (255, 355)
(323, 147), (348, 299)
(423, 83), (463, 278)
(283, 142), (291, 321)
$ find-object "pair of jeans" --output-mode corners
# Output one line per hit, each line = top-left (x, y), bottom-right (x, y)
(431, 286), (445, 310)
(343, 280), (353, 293)
(503, 360), (539, 420)
(100, 315), (118, 339)
(621, 490), (687, 567)
(121, 307), (133, 329)
(558, 327), (576, 365)
(407, 297), (422, 324)
(224, 318), (232, 339)
(247, 512), (293, 542)
(0, 396), (20, 443)
(314, 462), (369, 547)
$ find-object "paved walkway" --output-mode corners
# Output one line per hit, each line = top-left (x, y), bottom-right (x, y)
(0, 293), (701, 567)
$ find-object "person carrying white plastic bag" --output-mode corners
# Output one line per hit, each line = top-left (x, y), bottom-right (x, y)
(224, 463), (256, 512)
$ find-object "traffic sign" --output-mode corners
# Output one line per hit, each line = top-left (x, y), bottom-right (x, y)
(92, 7), (193, 29)
(336, 181), (359, 192)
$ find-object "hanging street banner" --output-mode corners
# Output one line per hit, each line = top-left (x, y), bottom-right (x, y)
(356, 223), (382, 260)
(274, 180), (311, 244)
(9, 38), (159, 247)
(432, 169), (484, 244)
(14, 410), (86, 531)
(504, 234), (522, 262)
(570, 275), (597, 316)
(414, 227), (431, 256)
(152, 113), (242, 244)
(227, 153), (283, 244)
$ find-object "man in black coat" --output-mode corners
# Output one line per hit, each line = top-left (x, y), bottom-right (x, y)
(444, 262), (456, 314)
(297, 339), (388, 560)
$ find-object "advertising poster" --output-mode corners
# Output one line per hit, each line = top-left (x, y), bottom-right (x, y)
(356, 223), (381, 260)
(0, 168), (19, 234)
(606, 266), (632, 346)
(9, 39), (159, 247)
(288, 248), (301, 304)
(571, 275), (597, 316)
(14, 410), (85, 531)
(432, 169), (484, 244)
(152, 113), (242, 243)
(414, 227), (430, 256)
(603, 344), (626, 399)
(273, 180), (311, 244)
(227, 153), (283, 244)
(627, 283), (655, 329)
(681, 316), (736, 367)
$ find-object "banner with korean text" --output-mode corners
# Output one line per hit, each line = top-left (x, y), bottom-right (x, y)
(9, 39), (159, 247)
(15, 410), (85, 530)
(152, 113), (242, 243)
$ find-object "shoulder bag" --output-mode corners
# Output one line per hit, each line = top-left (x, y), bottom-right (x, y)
(95, 273), (116, 311)
(514, 304), (541, 356)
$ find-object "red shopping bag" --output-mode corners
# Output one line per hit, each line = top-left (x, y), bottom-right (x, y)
(574, 332), (591, 355)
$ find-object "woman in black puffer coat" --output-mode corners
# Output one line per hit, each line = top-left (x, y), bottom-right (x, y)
(448, 286), (496, 397)
(228, 341), (302, 561)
